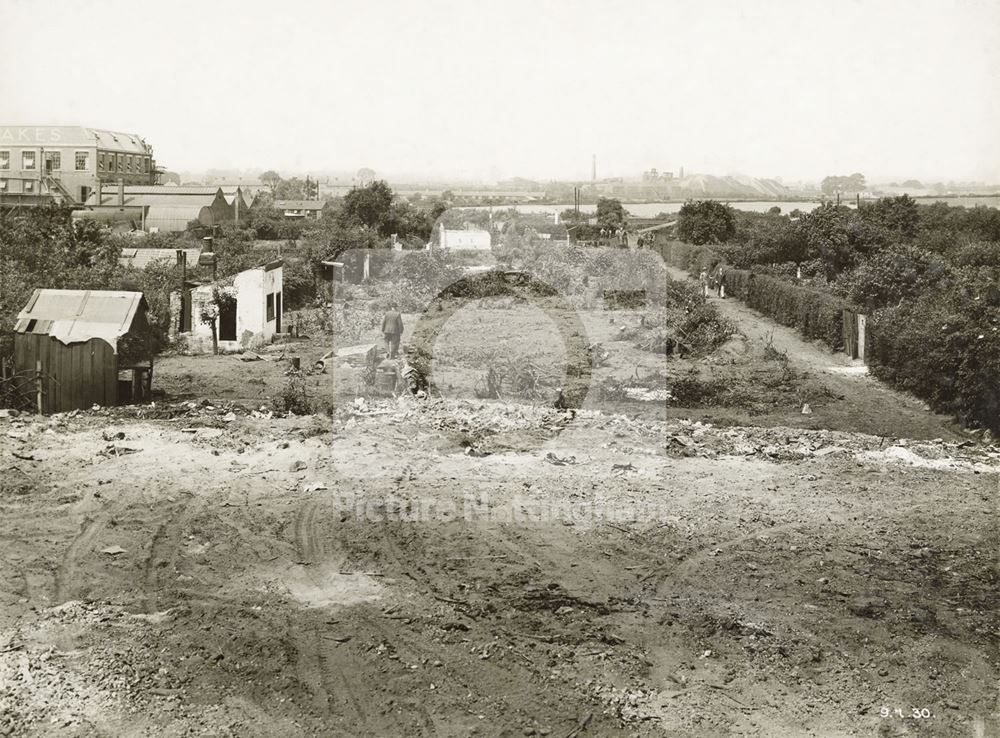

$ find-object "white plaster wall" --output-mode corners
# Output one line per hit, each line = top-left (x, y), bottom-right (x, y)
(172, 265), (283, 353)
(441, 230), (491, 250)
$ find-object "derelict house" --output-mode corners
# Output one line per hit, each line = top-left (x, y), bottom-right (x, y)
(169, 261), (284, 353)
(13, 290), (155, 414)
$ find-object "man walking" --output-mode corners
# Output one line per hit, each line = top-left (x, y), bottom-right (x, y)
(382, 303), (404, 359)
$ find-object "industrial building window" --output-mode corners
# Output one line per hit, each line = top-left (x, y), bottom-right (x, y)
(98, 155), (104, 171)
(127, 155), (133, 172)
(75, 152), (88, 170)
(25, 181), (34, 192)
(46, 152), (61, 170)
(0, 180), (7, 190)
(116, 154), (123, 172)
(266, 293), (275, 322)
(0, 151), (8, 170)
(23, 151), (36, 170)
(143, 158), (150, 173)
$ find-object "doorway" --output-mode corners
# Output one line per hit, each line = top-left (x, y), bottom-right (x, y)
(219, 299), (237, 341)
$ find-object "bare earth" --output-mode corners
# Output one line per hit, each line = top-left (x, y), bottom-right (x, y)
(0, 286), (997, 737)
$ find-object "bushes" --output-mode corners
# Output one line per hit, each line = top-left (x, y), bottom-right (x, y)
(651, 239), (724, 274)
(724, 269), (851, 349)
(867, 276), (1000, 432)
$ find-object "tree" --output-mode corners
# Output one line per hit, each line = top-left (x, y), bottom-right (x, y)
(273, 177), (308, 201)
(677, 200), (737, 245)
(596, 198), (626, 229)
(860, 194), (920, 241)
(260, 170), (282, 193)
(340, 180), (395, 235)
(821, 173), (867, 196)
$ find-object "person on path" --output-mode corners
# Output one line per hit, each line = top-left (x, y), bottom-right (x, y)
(699, 269), (709, 298)
(382, 303), (404, 359)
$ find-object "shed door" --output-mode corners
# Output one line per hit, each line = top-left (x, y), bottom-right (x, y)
(180, 289), (192, 332)
(219, 300), (237, 342)
(275, 293), (282, 333)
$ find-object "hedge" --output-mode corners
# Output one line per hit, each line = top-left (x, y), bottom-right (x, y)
(651, 239), (850, 349)
(651, 240), (724, 274)
(867, 295), (1000, 432)
(722, 270), (851, 349)
(652, 237), (1000, 432)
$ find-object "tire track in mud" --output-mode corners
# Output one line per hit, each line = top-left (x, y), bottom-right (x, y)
(289, 495), (380, 732)
(142, 493), (208, 610)
(652, 521), (803, 592)
(293, 499), (326, 563)
(53, 502), (126, 603)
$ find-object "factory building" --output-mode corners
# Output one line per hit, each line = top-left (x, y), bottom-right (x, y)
(0, 126), (158, 209)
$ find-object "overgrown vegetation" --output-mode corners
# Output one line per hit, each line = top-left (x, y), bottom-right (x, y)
(666, 196), (1000, 431)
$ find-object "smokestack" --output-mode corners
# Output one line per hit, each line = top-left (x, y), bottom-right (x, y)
(118, 179), (124, 207)
(591, 154), (596, 183)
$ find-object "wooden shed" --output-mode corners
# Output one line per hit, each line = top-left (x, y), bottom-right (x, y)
(13, 290), (154, 413)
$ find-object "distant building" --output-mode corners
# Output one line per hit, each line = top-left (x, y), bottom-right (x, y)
(0, 126), (158, 208)
(436, 223), (491, 250)
(73, 186), (237, 233)
(170, 261), (284, 353)
(273, 199), (325, 219)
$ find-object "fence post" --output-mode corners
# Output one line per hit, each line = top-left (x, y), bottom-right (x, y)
(35, 358), (43, 414)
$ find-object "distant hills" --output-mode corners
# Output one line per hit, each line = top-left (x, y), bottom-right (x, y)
(672, 174), (790, 199)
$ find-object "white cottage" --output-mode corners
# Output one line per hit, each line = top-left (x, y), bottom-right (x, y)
(436, 223), (491, 251)
(171, 260), (283, 352)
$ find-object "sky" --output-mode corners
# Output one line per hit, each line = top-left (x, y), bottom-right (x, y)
(2, 0), (998, 183)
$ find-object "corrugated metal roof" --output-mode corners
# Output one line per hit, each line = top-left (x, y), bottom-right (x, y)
(14, 289), (145, 350)
(119, 247), (201, 269)
(92, 193), (223, 207)
(144, 205), (212, 232)
(275, 200), (325, 210)
(114, 186), (227, 195)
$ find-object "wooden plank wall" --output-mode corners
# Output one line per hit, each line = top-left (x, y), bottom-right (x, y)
(13, 335), (117, 413)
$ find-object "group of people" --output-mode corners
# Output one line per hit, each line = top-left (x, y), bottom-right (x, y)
(699, 266), (727, 299)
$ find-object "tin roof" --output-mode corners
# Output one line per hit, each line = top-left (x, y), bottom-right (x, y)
(144, 204), (213, 232)
(119, 247), (201, 269)
(274, 200), (325, 210)
(14, 289), (146, 351)
(90, 192), (224, 208)
(113, 186), (231, 196)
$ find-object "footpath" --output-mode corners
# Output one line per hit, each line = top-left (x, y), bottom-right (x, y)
(664, 265), (967, 441)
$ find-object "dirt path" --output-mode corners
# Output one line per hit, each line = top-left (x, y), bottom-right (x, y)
(664, 265), (966, 441)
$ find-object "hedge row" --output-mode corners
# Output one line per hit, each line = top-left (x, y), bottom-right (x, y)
(652, 240), (723, 274)
(652, 240), (851, 350)
(866, 295), (1000, 432)
(652, 237), (999, 432)
(722, 270), (851, 349)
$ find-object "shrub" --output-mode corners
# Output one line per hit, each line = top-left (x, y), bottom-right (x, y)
(832, 245), (945, 312)
(677, 200), (737, 245)
(724, 269), (852, 349)
(271, 374), (313, 415)
(867, 274), (1000, 431)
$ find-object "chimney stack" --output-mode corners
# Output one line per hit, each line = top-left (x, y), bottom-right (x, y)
(118, 179), (125, 207)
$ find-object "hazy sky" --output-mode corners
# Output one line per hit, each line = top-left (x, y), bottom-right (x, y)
(2, 0), (998, 182)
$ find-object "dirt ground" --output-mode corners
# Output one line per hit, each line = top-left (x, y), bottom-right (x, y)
(1, 272), (997, 737)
